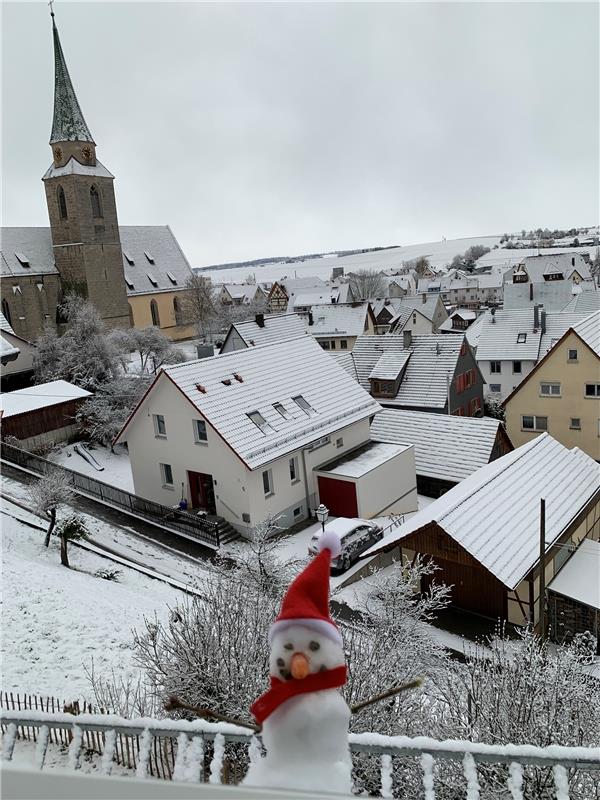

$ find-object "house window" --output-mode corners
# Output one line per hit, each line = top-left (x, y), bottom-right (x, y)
(320, 340), (330, 350)
(340, 340), (348, 349)
(90, 185), (102, 218)
(512, 361), (522, 374)
(262, 469), (274, 496)
(1, 298), (11, 327)
(568, 349), (578, 362)
(470, 397), (482, 415)
(490, 361), (501, 374)
(247, 410), (274, 434)
(540, 382), (561, 396)
(289, 456), (299, 483)
(193, 419), (207, 443)
(153, 414), (166, 437)
(522, 415), (548, 431)
(160, 463), (174, 487)
(273, 402), (290, 419)
(490, 384), (501, 393)
(150, 299), (160, 327)
(517, 333), (527, 343)
(292, 395), (316, 415)
(336, 437), (344, 448)
(570, 418), (581, 430)
(585, 384), (600, 397)
(293, 505), (303, 518)
(57, 185), (68, 219)
(371, 379), (396, 397)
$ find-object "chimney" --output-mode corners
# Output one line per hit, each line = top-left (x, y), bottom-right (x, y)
(541, 309), (546, 334)
(533, 304), (539, 331)
(308, 311), (314, 326)
(403, 330), (412, 348)
(491, 307), (496, 323)
(255, 313), (265, 328)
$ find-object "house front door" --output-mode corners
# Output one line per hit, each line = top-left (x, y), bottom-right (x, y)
(188, 471), (216, 514)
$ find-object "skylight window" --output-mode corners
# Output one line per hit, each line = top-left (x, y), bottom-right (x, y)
(124, 274), (134, 290)
(15, 252), (30, 267)
(247, 410), (274, 435)
(292, 395), (316, 416)
(147, 273), (158, 287)
(166, 271), (178, 285)
(517, 333), (527, 343)
(144, 251), (155, 264)
(123, 251), (135, 265)
(273, 402), (291, 419)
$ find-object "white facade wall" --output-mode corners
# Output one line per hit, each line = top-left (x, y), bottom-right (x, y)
(355, 446), (417, 517)
(122, 374), (373, 536)
(398, 311), (434, 336)
(478, 359), (536, 400)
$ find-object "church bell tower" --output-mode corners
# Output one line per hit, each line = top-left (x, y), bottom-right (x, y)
(42, 10), (130, 330)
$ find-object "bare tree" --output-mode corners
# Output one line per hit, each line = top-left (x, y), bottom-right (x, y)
(117, 327), (186, 374)
(76, 375), (151, 450)
(348, 269), (387, 300)
(183, 274), (218, 339)
(30, 469), (74, 547)
(412, 256), (431, 278)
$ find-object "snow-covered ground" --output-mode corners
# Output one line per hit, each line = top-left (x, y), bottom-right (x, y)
(51, 443), (134, 493)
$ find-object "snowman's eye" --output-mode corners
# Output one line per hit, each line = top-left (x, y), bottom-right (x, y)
(309, 641), (320, 651)
(284, 643), (294, 651)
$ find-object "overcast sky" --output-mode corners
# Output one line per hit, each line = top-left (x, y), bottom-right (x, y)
(2, 1), (598, 267)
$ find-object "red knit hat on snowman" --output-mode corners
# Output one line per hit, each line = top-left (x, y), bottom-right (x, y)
(250, 531), (347, 725)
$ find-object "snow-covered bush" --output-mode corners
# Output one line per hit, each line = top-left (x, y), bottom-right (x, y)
(484, 393), (505, 420)
(54, 513), (89, 568)
(116, 326), (186, 375)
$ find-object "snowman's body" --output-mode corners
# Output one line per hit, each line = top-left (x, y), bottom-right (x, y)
(245, 688), (351, 793)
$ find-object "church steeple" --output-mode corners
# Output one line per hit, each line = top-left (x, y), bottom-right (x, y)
(50, 13), (94, 146)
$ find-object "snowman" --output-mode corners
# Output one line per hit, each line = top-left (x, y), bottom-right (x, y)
(244, 530), (352, 794)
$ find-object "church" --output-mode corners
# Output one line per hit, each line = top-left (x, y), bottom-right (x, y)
(1, 12), (195, 346)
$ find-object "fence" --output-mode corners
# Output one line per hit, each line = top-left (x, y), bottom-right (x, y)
(2, 702), (599, 798)
(0, 440), (220, 549)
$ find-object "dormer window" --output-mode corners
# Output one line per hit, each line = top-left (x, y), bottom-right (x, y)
(14, 252), (30, 268)
(247, 410), (274, 434)
(123, 251), (135, 265)
(124, 274), (134, 290)
(292, 395), (316, 416)
(90, 186), (102, 218)
(273, 402), (291, 419)
(144, 251), (155, 264)
(147, 273), (159, 287)
(370, 379), (398, 398)
(166, 271), (178, 285)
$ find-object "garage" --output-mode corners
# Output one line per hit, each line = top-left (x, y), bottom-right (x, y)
(314, 440), (418, 520)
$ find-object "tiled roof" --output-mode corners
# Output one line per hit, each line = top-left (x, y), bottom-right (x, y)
(538, 313), (590, 358)
(518, 253), (592, 282)
(223, 284), (264, 302)
(548, 539), (600, 610)
(476, 309), (543, 361)
(503, 280), (577, 312)
(307, 303), (371, 338)
(229, 314), (307, 348)
(368, 351), (411, 380)
(561, 289), (600, 314)
(371, 408), (506, 483)
(0, 312), (15, 335)
(572, 311), (600, 356)
(50, 18), (94, 144)
(395, 294), (441, 321)
(0, 226), (193, 294)
(42, 158), (114, 180)
(121, 336), (380, 469)
(364, 434), (600, 589)
(346, 334), (463, 409)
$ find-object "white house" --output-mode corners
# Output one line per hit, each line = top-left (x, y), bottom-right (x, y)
(115, 336), (416, 537)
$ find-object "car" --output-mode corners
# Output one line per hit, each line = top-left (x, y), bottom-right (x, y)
(308, 517), (384, 574)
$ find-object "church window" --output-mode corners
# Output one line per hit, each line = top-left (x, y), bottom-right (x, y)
(173, 296), (182, 324)
(90, 185), (102, 218)
(2, 298), (12, 327)
(58, 186), (68, 219)
(128, 304), (134, 327)
(150, 299), (160, 327)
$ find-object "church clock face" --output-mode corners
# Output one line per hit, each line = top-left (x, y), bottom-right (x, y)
(54, 147), (62, 163)
(81, 145), (92, 161)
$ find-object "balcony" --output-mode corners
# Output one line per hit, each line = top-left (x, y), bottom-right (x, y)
(2, 709), (599, 799)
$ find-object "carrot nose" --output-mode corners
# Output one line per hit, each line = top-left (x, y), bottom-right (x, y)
(290, 652), (310, 680)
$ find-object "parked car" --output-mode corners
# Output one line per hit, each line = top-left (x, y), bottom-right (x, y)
(308, 517), (384, 574)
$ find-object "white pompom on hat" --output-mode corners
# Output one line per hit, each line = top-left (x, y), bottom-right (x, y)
(268, 531), (343, 647)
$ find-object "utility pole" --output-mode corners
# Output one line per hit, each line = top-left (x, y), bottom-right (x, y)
(539, 497), (546, 640)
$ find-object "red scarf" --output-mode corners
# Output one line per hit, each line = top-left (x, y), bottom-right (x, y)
(251, 666), (347, 725)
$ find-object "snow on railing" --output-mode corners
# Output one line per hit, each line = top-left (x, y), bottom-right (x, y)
(2, 709), (599, 799)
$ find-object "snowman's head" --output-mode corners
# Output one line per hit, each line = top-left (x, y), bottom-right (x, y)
(269, 624), (345, 681)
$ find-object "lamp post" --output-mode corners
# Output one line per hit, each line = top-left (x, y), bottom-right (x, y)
(316, 503), (329, 534)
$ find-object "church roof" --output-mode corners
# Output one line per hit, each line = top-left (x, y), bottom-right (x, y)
(50, 17), (95, 145)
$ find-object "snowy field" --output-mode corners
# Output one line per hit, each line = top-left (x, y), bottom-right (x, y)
(51, 443), (134, 493)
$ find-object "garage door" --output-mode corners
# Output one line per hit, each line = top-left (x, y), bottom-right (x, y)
(421, 557), (505, 619)
(317, 476), (358, 518)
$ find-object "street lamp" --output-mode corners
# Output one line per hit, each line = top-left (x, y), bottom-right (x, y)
(316, 503), (329, 533)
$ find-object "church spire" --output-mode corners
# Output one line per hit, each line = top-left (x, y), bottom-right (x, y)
(49, 11), (95, 145)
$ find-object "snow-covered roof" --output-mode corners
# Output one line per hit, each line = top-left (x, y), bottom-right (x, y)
(227, 313), (307, 348)
(281, 276), (326, 290)
(42, 157), (114, 180)
(438, 310), (477, 333)
(345, 334), (464, 410)
(0, 225), (193, 293)
(0, 380), (91, 418)
(118, 336), (380, 469)
(394, 295), (441, 322)
(223, 284), (263, 302)
(476, 309), (587, 362)
(316, 441), (410, 479)
(561, 289), (600, 314)
(465, 315), (485, 349)
(0, 336), (20, 361)
(371, 409), (507, 483)
(503, 280), (578, 312)
(307, 303), (371, 338)
(537, 313), (591, 358)
(571, 311), (600, 356)
(364, 434), (600, 590)
(548, 539), (600, 610)
(368, 351), (411, 380)
(518, 253), (592, 282)
(0, 312), (15, 336)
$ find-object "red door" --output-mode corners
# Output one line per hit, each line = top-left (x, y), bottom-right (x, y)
(317, 476), (358, 517)
(188, 471), (216, 514)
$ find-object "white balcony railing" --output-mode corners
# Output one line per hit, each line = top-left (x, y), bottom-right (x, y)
(2, 709), (599, 799)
